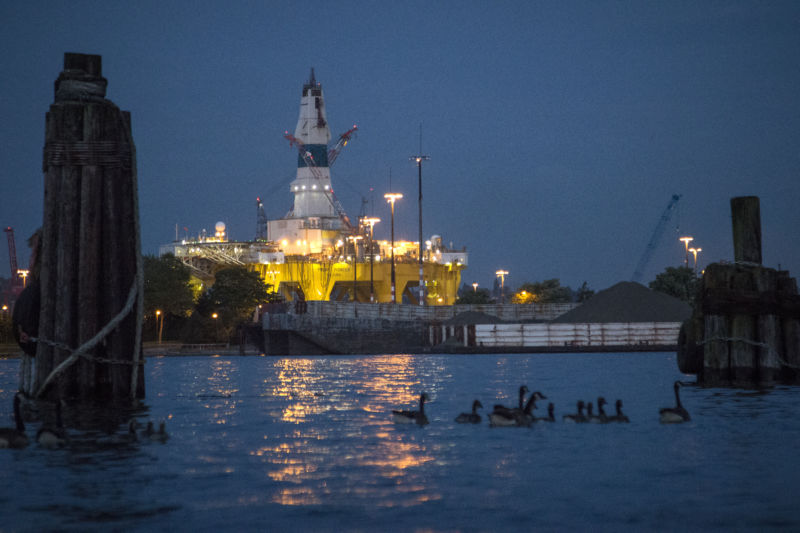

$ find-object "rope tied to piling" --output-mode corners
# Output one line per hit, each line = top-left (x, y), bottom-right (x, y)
(33, 271), (142, 398)
(699, 335), (800, 370)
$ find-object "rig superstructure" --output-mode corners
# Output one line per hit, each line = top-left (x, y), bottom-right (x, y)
(161, 70), (467, 305)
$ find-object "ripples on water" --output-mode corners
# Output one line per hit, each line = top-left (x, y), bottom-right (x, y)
(1, 352), (799, 532)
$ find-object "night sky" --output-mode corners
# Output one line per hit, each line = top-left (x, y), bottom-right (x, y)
(2, 2), (799, 294)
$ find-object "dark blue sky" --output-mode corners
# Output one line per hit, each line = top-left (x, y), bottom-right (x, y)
(2, 2), (799, 293)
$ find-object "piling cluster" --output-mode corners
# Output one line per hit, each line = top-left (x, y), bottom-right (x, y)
(678, 197), (800, 386)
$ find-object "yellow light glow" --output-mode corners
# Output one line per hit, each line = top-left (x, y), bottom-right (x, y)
(384, 192), (403, 203)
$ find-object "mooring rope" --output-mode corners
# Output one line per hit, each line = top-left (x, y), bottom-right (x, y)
(33, 274), (141, 398)
(699, 335), (800, 370)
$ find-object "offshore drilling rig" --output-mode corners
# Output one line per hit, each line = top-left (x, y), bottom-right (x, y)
(161, 70), (467, 305)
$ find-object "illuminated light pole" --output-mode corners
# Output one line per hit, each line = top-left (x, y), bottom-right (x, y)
(496, 270), (508, 304)
(679, 236), (694, 267)
(410, 140), (430, 306)
(18, 269), (29, 288)
(472, 282), (478, 292)
(689, 247), (702, 274)
(363, 217), (380, 303)
(211, 312), (219, 342)
(349, 235), (363, 303)
(384, 193), (403, 303)
(156, 309), (164, 344)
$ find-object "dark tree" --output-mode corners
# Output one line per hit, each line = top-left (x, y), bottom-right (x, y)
(575, 281), (595, 303)
(456, 288), (492, 305)
(649, 266), (698, 304)
(514, 279), (572, 303)
(196, 267), (273, 324)
(143, 254), (196, 318)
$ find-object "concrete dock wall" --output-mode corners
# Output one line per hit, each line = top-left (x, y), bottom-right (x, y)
(302, 301), (577, 322)
(263, 312), (427, 355)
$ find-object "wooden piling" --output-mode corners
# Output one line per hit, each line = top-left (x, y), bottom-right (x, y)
(31, 53), (143, 401)
(701, 263), (732, 386)
(731, 196), (761, 265)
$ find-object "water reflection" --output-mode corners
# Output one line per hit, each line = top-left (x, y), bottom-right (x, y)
(245, 355), (444, 506)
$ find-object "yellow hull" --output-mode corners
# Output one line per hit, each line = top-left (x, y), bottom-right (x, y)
(251, 259), (464, 305)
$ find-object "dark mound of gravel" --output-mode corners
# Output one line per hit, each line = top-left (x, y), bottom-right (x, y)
(446, 311), (505, 325)
(552, 281), (691, 323)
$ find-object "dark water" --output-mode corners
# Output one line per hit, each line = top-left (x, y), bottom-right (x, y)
(1, 352), (799, 532)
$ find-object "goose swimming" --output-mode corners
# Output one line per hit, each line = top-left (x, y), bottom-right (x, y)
(588, 397), (609, 423)
(0, 393), (29, 449)
(144, 420), (170, 442)
(659, 381), (690, 423)
(392, 392), (430, 425)
(608, 399), (630, 423)
(455, 399), (483, 424)
(490, 391), (546, 427)
(36, 400), (68, 448)
(563, 400), (586, 423)
(535, 402), (556, 422)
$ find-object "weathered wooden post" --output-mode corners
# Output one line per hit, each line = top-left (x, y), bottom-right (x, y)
(731, 196), (762, 265)
(31, 52), (144, 401)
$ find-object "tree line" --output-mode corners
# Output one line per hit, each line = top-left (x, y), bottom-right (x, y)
(455, 266), (699, 306)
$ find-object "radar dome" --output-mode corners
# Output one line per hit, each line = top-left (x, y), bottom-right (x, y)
(215, 221), (226, 232)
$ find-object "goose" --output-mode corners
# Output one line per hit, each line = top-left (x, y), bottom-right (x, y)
(490, 391), (546, 427)
(144, 420), (170, 442)
(492, 385), (528, 414)
(488, 385), (527, 427)
(562, 401), (586, 423)
(608, 399), (630, 423)
(588, 397), (609, 423)
(535, 402), (556, 422)
(455, 399), (483, 424)
(659, 381), (690, 423)
(36, 400), (68, 448)
(0, 393), (29, 449)
(517, 391), (547, 426)
(392, 392), (430, 425)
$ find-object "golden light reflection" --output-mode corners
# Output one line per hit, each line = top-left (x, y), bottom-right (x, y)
(246, 354), (447, 507)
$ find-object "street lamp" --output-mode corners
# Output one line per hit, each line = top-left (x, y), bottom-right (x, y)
(211, 312), (219, 342)
(349, 235), (363, 303)
(410, 150), (430, 307)
(472, 282), (478, 292)
(496, 270), (508, 304)
(689, 247), (702, 274)
(384, 192), (403, 304)
(155, 309), (164, 344)
(362, 217), (380, 303)
(679, 236), (694, 267)
(18, 269), (29, 288)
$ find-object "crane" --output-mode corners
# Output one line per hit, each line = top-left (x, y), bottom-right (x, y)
(631, 194), (682, 283)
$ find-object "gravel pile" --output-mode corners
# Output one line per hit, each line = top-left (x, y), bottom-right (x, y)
(446, 311), (505, 325)
(552, 281), (691, 323)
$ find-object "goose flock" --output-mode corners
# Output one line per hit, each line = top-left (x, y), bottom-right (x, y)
(0, 392), (168, 450)
(392, 381), (691, 427)
(1, 380), (691, 449)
